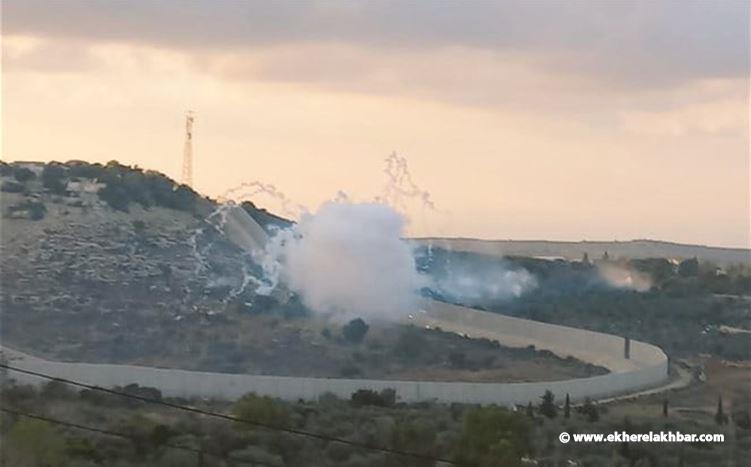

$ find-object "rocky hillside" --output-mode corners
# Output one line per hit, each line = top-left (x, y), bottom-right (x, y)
(0, 161), (294, 359)
(0, 160), (606, 381)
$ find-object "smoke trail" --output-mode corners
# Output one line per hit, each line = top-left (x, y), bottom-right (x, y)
(219, 181), (306, 219)
(377, 152), (435, 213)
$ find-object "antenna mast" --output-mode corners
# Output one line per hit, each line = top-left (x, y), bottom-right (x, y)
(182, 110), (195, 187)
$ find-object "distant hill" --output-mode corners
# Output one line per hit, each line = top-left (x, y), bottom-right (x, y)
(416, 238), (751, 267)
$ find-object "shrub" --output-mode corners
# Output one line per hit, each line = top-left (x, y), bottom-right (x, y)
(455, 406), (531, 467)
(233, 393), (289, 428)
(350, 388), (396, 407)
(8, 200), (47, 220)
(1, 181), (25, 193)
(342, 318), (369, 344)
(41, 164), (68, 195)
(13, 167), (35, 182)
(98, 182), (130, 211)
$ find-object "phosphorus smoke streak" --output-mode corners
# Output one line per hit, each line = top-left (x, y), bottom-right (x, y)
(219, 181), (306, 219)
(192, 153), (537, 320)
(378, 152), (435, 214)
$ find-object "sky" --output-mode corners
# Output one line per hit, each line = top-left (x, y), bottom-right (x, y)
(1, 0), (749, 247)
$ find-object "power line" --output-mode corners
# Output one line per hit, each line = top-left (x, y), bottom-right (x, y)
(0, 406), (270, 466)
(0, 363), (460, 465)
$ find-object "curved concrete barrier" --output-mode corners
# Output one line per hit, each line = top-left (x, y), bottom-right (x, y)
(0, 299), (668, 406)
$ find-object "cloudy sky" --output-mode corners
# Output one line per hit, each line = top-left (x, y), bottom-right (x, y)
(2, 1), (749, 247)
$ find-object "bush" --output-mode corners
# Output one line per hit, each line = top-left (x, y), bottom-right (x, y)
(455, 406), (531, 467)
(41, 164), (68, 195)
(233, 393), (289, 428)
(8, 200), (47, 220)
(98, 182), (130, 211)
(342, 318), (369, 344)
(13, 167), (36, 182)
(1, 181), (25, 193)
(350, 388), (396, 407)
(678, 257), (699, 277)
(6, 419), (67, 466)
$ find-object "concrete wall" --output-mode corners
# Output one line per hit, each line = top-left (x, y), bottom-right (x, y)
(1, 299), (668, 406)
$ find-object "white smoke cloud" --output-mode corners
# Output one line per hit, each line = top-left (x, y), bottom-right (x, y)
(597, 263), (652, 292)
(432, 263), (537, 305)
(258, 201), (426, 321)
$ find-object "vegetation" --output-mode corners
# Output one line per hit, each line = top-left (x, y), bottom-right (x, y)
(539, 390), (557, 419)
(1, 181), (25, 193)
(12, 167), (36, 182)
(342, 318), (370, 344)
(7, 200), (47, 220)
(420, 248), (751, 360)
(6, 377), (743, 467)
(42, 164), (68, 195)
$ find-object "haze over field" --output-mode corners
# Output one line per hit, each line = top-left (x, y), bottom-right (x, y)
(2, 0), (749, 247)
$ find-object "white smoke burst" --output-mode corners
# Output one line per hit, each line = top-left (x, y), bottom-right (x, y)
(257, 201), (426, 321)
(192, 152), (534, 320)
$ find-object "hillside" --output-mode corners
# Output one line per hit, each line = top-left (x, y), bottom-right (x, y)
(0, 160), (604, 382)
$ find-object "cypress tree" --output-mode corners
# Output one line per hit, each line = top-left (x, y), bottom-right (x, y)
(715, 395), (725, 425)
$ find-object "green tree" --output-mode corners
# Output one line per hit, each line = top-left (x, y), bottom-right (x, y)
(342, 318), (369, 344)
(42, 164), (68, 195)
(539, 390), (557, 419)
(454, 406), (531, 467)
(715, 395), (726, 425)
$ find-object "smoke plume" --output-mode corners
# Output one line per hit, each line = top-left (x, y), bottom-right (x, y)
(433, 265), (537, 306)
(259, 201), (426, 321)
(597, 263), (652, 292)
